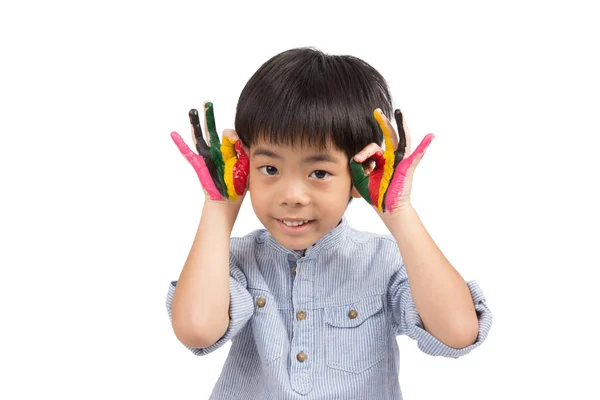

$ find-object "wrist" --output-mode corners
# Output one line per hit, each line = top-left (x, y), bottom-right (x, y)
(380, 202), (416, 227)
(203, 199), (242, 229)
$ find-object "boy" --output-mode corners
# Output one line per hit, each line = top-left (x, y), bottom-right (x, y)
(166, 47), (492, 399)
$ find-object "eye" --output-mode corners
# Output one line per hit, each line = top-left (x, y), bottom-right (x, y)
(310, 170), (330, 179)
(258, 165), (278, 176)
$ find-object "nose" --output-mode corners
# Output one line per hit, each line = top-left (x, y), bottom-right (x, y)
(279, 179), (310, 207)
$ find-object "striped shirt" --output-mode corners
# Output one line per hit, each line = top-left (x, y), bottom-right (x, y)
(166, 217), (492, 399)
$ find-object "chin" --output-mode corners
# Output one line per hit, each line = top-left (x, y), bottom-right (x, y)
(272, 233), (316, 251)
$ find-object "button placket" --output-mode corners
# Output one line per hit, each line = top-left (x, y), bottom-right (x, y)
(288, 259), (314, 395)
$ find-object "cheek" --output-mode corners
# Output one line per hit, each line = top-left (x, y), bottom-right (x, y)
(249, 172), (267, 193)
(321, 180), (352, 206)
(248, 175), (271, 210)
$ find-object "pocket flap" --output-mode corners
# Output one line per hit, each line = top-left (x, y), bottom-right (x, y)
(325, 295), (384, 328)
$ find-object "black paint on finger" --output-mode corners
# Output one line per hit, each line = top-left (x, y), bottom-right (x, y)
(188, 108), (226, 196)
(393, 109), (406, 168)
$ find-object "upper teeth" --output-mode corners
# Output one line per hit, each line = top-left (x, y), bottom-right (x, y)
(282, 220), (309, 227)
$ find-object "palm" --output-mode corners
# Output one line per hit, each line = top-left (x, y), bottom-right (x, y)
(170, 102), (249, 202)
(350, 109), (434, 213)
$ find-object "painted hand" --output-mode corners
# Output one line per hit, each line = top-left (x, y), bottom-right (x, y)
(350, 108), (435, 214)
(170, 101), (249, 201)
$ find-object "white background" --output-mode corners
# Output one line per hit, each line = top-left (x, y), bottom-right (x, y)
(1, 0), (599, 399)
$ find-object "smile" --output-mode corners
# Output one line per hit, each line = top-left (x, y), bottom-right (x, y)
(280, 219), (310, 227)
(276, 218), (314, 234)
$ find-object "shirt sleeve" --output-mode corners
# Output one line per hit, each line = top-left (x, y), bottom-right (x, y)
(387, 263), (492, 359)
(165, 254), (254, 356)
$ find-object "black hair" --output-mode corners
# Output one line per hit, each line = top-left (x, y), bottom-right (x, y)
(234, 47), (394, 161)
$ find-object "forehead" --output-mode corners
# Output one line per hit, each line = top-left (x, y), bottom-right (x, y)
(251, 138), (348, 163)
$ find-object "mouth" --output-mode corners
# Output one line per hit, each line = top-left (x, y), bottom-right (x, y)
(276, 218), (315, 234)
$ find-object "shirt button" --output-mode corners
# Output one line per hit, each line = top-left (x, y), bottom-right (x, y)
(292, 266), (297, 276)
(296, 351), (307, 362)
(256, 297), (266, 308)
(348, 309), (358, 319)
(296, 310), (306, 320)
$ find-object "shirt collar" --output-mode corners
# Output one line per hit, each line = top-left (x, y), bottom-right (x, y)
(267, 216), (349, 259)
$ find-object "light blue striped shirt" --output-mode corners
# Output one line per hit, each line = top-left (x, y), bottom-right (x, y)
(166, 217), (492, 399)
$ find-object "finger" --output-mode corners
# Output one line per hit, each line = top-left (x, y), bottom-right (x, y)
(349, 159), (373, 205)
(222, 128), (237, 141)
(204, 101), (221, 148)
(171, 131), (198, 164)
(367, 151), (388, 211)
(224, 129), (251, 163)
(373, 109), (397, 211)
(233, 140), (250, 195)
(201, 102), (227, 198)
(189, 110), (198, 147)
(353, 143), (384, 163)
(172, 130), (211, 177)
(171, 131), (227, 200)
(407, 133), (435, 169)
(394, 109), (410, 157)
(377, 109), (399, 151)
(226, 129), (251, 157)
(189, 109), (210, 156)
(350, 146), (386, 207)
(203, 101), (211, 146)
(221, 132), (242, 200)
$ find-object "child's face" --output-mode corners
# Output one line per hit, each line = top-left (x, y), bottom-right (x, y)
(248, 138), (360, 250)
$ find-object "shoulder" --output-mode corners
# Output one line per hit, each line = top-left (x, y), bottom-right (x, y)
(347, 224), (399, 252)
(229, 228), (269, 263)
(342, 224), (402, 267)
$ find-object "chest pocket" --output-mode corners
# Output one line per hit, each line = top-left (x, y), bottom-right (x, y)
(324, 294), (386, 374)
(247, 288), (285, 365)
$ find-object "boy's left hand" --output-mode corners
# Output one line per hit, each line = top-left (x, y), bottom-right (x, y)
(350, 108), (435, 215)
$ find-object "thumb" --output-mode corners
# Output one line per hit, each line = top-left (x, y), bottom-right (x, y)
(225, 129), (250, 155)
(223, 129), (238, 141)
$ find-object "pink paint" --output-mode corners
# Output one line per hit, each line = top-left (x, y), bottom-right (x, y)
(171, 131), (224, 200)
(384, 133), (435, 211)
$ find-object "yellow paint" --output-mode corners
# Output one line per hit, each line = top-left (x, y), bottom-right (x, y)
(374, 110), (395, 211)
(221, 136), (239, 201)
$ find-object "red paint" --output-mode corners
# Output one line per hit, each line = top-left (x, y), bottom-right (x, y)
(368, 152), (386, 205)
(233, 141), (249, 195)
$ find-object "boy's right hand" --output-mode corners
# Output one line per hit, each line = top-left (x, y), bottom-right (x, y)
(170, 101), (250, 202)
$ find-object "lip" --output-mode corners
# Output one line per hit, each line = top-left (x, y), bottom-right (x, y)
(276, 218), (314, 235)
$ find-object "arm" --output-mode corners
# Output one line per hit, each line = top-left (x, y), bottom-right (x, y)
(382, 205), (479, 349)
(170, 200), (241, 349)
(352, 108), (483, 349)
(169, 101), (250, 349)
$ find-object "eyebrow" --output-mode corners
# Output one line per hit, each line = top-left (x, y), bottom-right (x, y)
(252, 147), (340, 164)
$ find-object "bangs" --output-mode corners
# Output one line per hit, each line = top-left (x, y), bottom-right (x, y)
(235, 47), (394, 159)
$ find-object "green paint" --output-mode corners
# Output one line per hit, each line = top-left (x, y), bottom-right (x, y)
(350, 160), (373, 205)
(205, 102), (228, 198)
